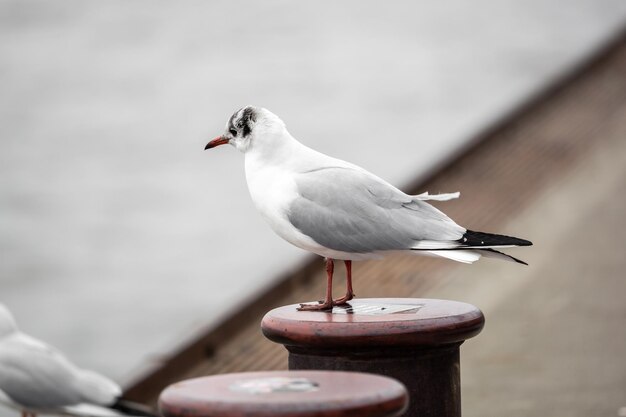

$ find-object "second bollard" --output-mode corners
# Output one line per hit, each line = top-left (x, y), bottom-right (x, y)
(262, 298), (484, 417)
(159, 370), (408, 417)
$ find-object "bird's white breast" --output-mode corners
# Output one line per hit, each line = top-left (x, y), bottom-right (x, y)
(245, 156), (307, 246)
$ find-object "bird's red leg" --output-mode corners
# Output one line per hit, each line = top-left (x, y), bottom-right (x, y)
(298, 258), (335, 311)
(333, 260), (355, 305)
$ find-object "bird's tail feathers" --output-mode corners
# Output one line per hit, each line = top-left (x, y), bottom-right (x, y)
(424, 248), (528, 265)
(62, 399), (158, 417)
(109, 399), (158, 417)
(425, 249), (481, 264)
(477, 248), (528, 265)
(61, 404), (128, 417)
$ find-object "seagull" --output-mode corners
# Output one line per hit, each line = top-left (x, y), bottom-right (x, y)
(0, 304), (157, 417)
(205, 106), (532, 311)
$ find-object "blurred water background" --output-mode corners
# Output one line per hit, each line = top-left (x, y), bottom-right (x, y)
(1, 0), (625, 405)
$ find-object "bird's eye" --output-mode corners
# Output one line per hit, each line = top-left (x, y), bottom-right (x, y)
(229, 128), (237, 136)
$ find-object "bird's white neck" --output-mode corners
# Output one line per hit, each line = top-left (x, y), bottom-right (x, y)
(245, 130), (307, 168)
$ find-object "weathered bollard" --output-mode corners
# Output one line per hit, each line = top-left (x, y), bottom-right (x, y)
(159, 370), (408, 417)
(261, 298), (484, 417)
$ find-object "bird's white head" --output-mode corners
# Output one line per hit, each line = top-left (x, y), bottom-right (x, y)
(0, 304), (18, 338)
(205, 106), (287, 154)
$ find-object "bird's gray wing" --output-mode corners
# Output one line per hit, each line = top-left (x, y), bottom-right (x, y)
(288, 167), (465, 253)
(0, 334), (96, 408)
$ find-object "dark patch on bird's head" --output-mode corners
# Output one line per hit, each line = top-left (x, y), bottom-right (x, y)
(228, 106), (257, 138)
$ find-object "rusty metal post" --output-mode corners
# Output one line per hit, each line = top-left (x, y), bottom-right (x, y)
(261, 298), (484, 417)
(158, 370), (408, 417)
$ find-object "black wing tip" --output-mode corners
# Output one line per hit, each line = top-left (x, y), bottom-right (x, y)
(462, 230), (532, 247)
(512, 237), (533, 247)
(110, 399), (159, 417)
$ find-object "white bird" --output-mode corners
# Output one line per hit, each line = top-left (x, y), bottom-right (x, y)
(205, 106), (532, 311)
(0, 304), (156, 417)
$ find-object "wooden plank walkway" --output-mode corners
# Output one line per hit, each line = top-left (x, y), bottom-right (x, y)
(125, 31), (626, 412)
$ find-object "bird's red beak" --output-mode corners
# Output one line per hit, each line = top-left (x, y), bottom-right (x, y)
(205, 136), (230, 150)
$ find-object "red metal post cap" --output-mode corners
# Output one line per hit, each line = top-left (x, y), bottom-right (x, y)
(159, 370), (408, 417)
(262, 298), (484, 349)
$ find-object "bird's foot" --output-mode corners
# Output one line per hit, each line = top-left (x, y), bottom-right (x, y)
(297, 300), (334, 311)
(333, 292), (355, 306)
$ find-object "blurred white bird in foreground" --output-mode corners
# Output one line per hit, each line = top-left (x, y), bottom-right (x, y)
(0, 304), (156, 417)
(205, 106), (532, 311)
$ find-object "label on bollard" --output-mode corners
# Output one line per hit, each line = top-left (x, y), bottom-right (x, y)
(331, 302), (425, 315)
(229, 377), (320, 394)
